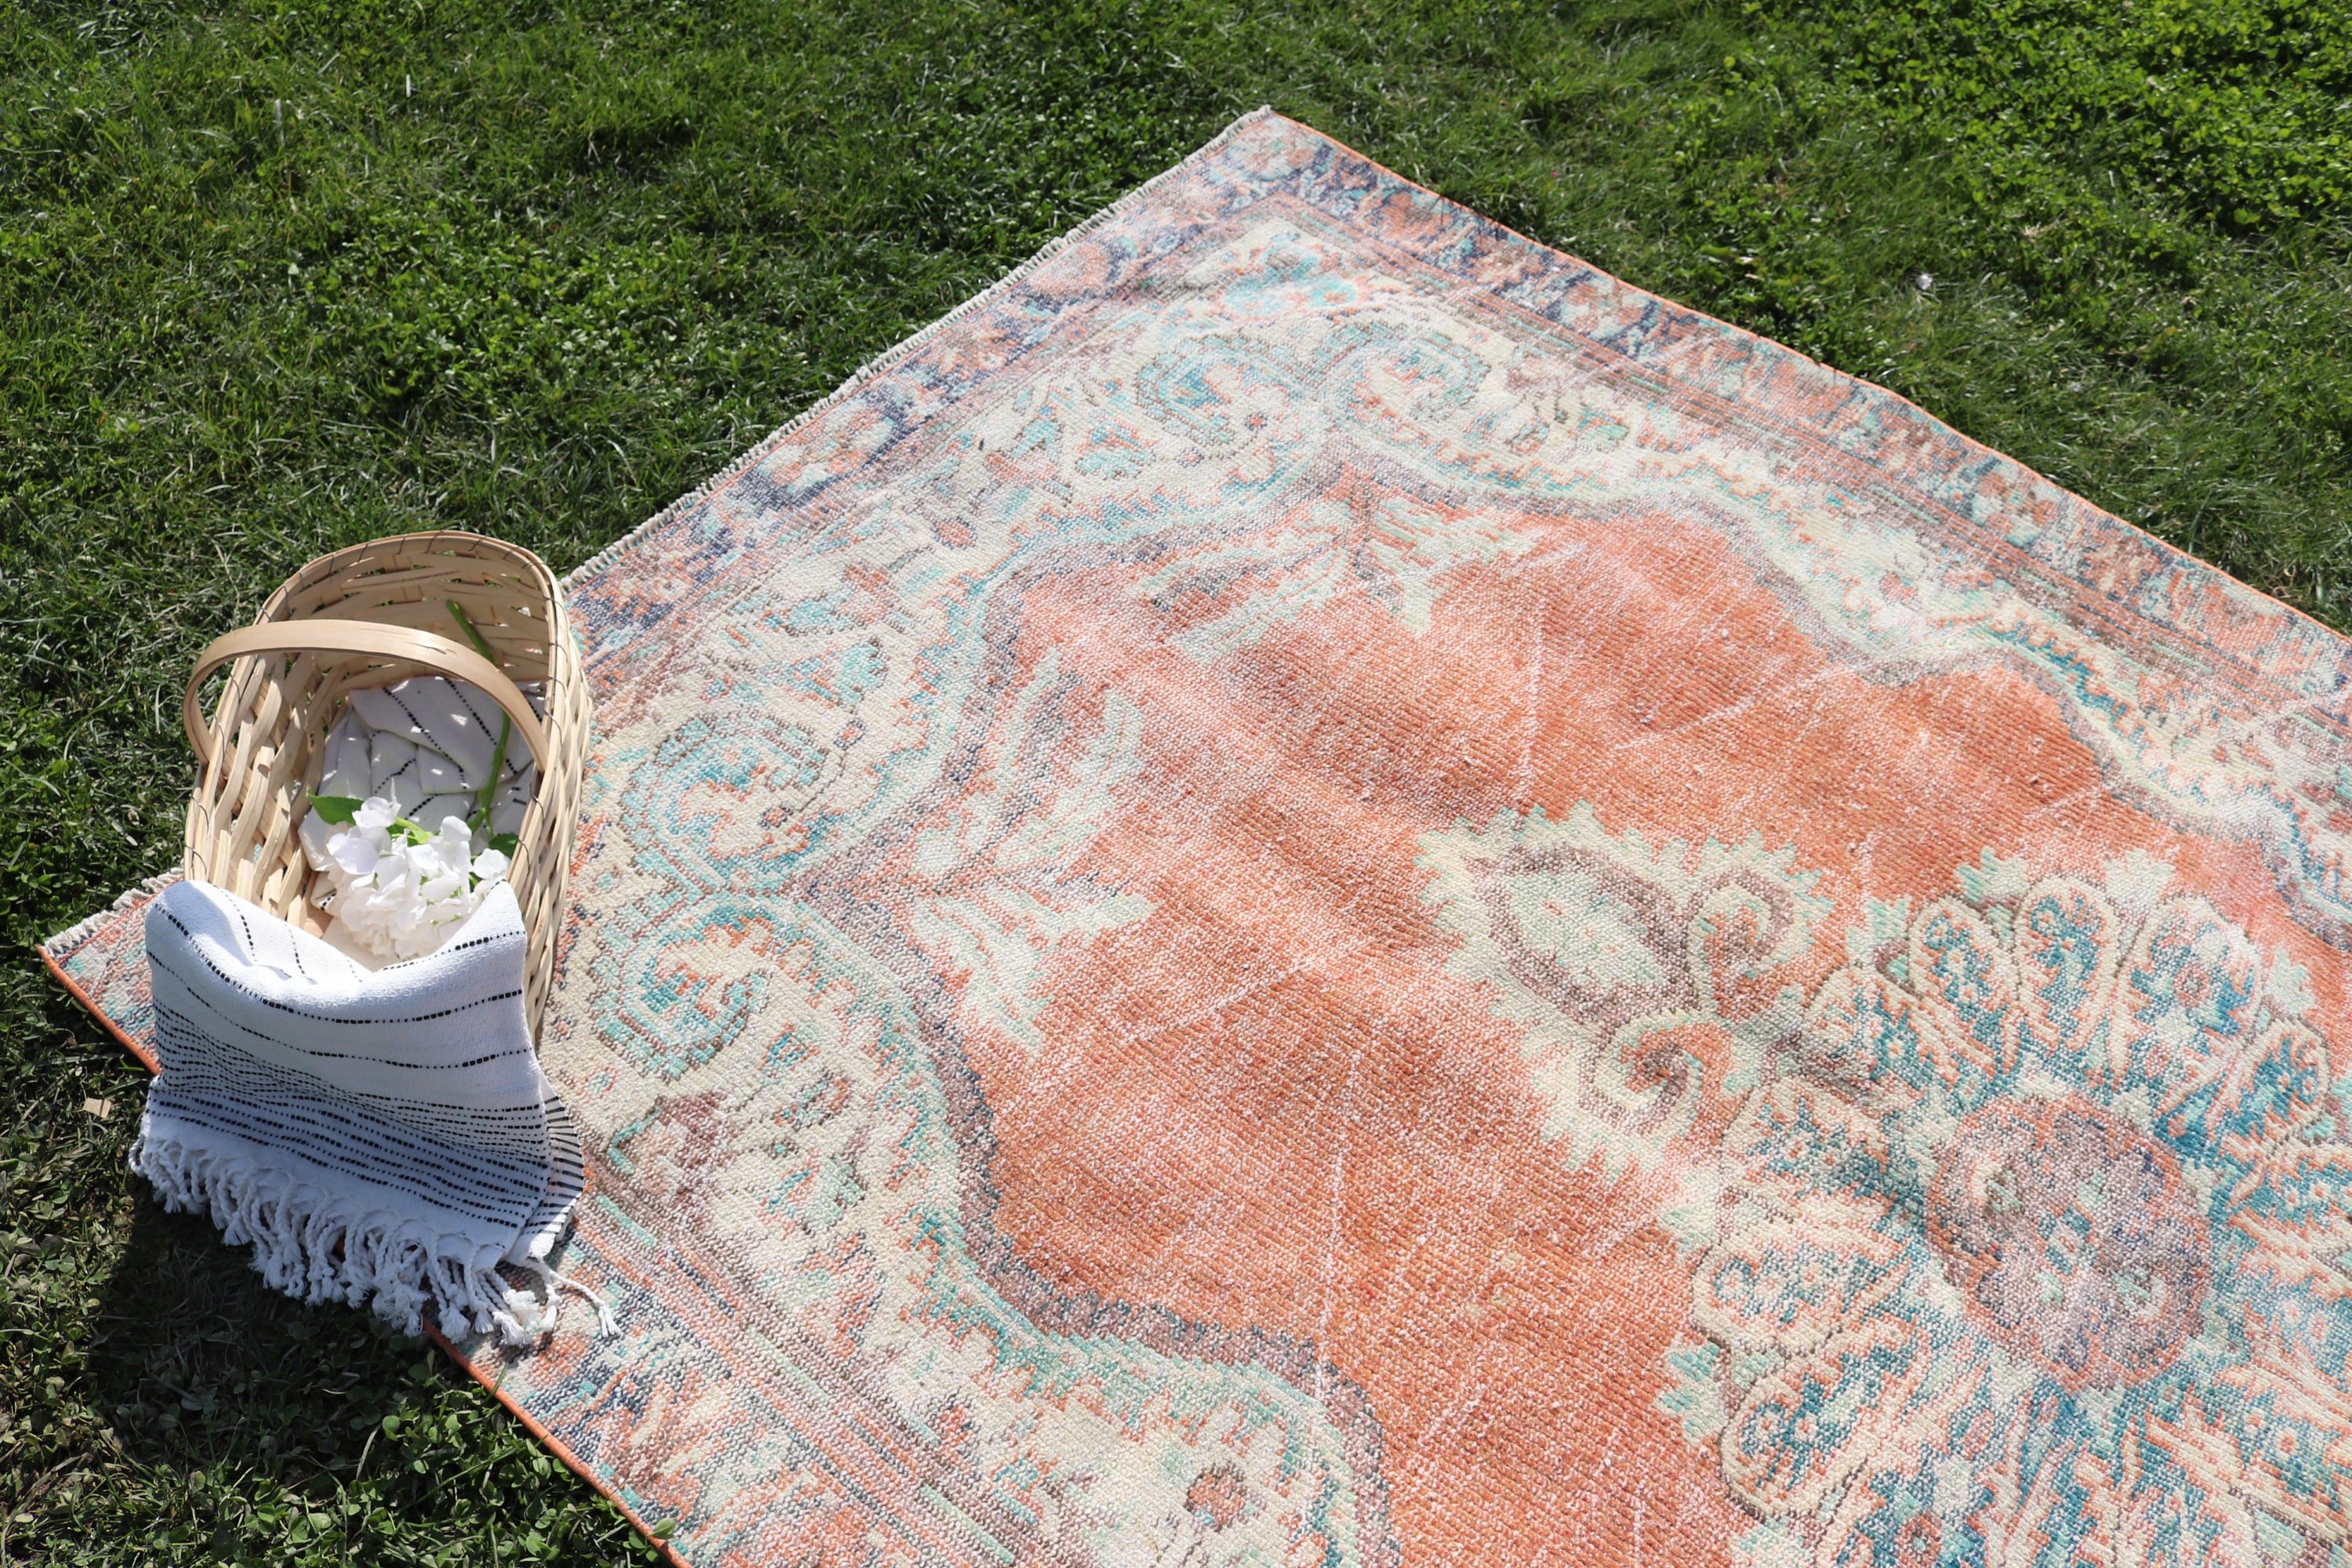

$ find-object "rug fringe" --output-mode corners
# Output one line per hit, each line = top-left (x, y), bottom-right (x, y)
(130, 1127), (586, 1347)
(563, 107), (1279, 592)
(38, 867), (182, 960)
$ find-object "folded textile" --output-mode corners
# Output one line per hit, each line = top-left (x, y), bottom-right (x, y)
(298, 676), (542, 963)
(308, 675), (539, 847)
(132, 877), (596, 1342)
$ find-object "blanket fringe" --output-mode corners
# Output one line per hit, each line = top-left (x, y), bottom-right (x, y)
(131, 1129), (603, 1347)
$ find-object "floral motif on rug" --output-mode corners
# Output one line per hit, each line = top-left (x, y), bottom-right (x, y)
(1417, 804), (1829, 1179)
(45, 110), (2352, 1566)
(1662, 855), (2350, 1564)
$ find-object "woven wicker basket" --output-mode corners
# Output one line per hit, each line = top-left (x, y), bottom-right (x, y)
(180, 532), (590, 1033)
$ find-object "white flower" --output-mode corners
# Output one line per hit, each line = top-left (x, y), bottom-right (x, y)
(303, 795), (510, 960)
(330, 833), (379, 877)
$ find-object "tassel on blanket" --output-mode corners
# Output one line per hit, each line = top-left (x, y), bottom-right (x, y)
(136, 877), (604, 1345)
(132, 1129), (610, 1346)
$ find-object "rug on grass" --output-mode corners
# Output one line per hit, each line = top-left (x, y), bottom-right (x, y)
(45, 109), (2352, 1566)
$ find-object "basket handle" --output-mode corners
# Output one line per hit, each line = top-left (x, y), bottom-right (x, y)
(183, 619), (550, 775)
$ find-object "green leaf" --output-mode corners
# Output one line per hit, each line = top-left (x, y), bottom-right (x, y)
(488, 833), (520, 856)
(309, 794), (364, 825)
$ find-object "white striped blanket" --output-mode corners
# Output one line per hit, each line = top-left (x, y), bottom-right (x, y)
(133, 877), (597, 1342)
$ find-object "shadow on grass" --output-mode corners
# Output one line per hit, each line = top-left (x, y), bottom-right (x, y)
(84, 1193), (402, 1486)
(64, 1178), (646, 1562)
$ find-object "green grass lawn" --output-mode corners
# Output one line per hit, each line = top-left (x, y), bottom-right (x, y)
(5, 0), (2350, 1559)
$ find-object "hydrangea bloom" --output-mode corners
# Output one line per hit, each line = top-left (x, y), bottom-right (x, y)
(309, 797), (511, 960)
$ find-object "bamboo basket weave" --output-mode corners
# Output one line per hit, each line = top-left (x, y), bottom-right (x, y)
(180, 532), (590, 1033)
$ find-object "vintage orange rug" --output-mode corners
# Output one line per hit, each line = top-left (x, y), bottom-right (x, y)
(45, 110), (2352, 1565)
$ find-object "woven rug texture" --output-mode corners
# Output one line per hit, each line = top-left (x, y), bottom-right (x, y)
(45, 110), (2352, 1566)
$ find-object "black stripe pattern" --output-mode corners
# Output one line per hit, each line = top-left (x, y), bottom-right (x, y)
(131, 877), (587, 1341)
